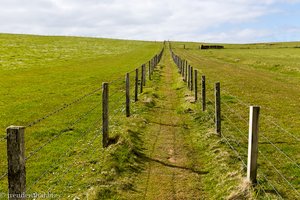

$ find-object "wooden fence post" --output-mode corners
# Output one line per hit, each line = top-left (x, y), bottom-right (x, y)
(7, 126), (26, 199)
(194, 70), (198, 101)
(182, 62), (185, 79)
(153, 58), (155, 70)
(202, 76), (206, 111)
(102, 82), (109, 148)
(181, 60), (183, 74)
(182, 60), (185, 77)
(188, 65), (191, 88)
(190, 66), (193, 91)
(126, 73), (130, 117)
(143, 64), (146, 86)
(215, 82), (221, 135)
(184, 65), (187, 82)
(149, 61), (151, 80)
(135, 69), (138, 101)
(140, 66), (144, 93)
(247, 106), (260, 184)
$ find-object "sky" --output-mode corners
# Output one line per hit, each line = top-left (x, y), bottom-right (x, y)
(0, 0), (300, 43)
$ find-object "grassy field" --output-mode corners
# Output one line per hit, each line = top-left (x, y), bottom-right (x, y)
(0, 33), (162, 197)
(1, 34), (300, 199)
(172, 42), (300, 199)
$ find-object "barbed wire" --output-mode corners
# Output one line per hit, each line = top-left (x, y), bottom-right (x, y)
(108, 52), (160, 85)
(109, 107), (126, 123)
(222, 115), (248, 144)
(62, 131), (103, 194)
(260, 132), (300, 169)
(109, 76), (126, 85)
(0, 172), (8, 181)
(259, 150), (300, 197)
(68, 103), (101, 127)
(26, 103), (101, 161)
(213, 85), (299, 169)
(261, 115), (300, 142)
(222, 101), (248, 124)
(27, 87), (102, 128)
(258, 172), (284, 199)
(28, 116), (102, 193)
(222, 88), (299, 143)
(222, 99), (299, 170)
(221, 89), (249, 107)
(45, 127), (102, 196)
(222, 127), (247, 168)
(254, 182), (268, 199)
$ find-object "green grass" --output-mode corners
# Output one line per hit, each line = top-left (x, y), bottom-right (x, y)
(1, 34), (300, 199)
(0, 33), (162, 198)
(113, 48), (253, 199)
(172, 42), (300, 199)
(0, 33), (161, 130)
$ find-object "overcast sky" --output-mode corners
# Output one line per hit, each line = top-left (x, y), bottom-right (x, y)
(1, 0), (300, 43)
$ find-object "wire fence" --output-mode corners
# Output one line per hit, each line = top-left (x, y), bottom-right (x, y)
(1, 47), (165, 197)
(170, 46), (300, 199)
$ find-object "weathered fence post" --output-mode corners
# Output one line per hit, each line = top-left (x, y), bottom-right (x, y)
(182, 62), (185, 79)
(201, 76), (206, 111)
(7, 126), (26, 199)
(194, 70), (198, 101)
(181, 60), (183, 74)
(125, 73), (130, 117)
(148, 61), (151, 80)
(188, 65), (191, 88)
(140, 66), (144, 93)
(215, 82), (221, 135)
(184, 65), (187, 82)
(190, 66), (193, 91)
(102, 82), (109, 148)
(135, 69), (138, 101)
(143, 64), (146, 86)
(247, 106), (260, 184)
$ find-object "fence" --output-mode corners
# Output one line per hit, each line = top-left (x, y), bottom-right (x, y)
(170, 46), (300, 199)
(1, 47), (164, 199)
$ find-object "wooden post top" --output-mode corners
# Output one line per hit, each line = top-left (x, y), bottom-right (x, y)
(6, 126), (25, 131)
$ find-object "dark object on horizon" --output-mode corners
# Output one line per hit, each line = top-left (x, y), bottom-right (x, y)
(200, 45), (224, 49)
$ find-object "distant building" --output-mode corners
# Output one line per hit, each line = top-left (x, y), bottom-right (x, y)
(200, 45), (224, 49)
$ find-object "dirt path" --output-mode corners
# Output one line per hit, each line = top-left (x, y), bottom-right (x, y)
(122, 49), (204, 199)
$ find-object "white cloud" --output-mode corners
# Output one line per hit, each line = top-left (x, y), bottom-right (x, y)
(0, 0), (299, 42)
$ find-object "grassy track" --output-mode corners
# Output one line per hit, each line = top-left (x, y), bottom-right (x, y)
(0, 34), (161, 197)
(172, 42), (300, 199)
(120, 47), (204, 199)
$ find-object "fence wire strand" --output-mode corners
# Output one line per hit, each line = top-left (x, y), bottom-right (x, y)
(260, 132), (300, 169)
(259, 150), (300, 197)
(26, 103), (101, 161)
(27, 87), (102, 128)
